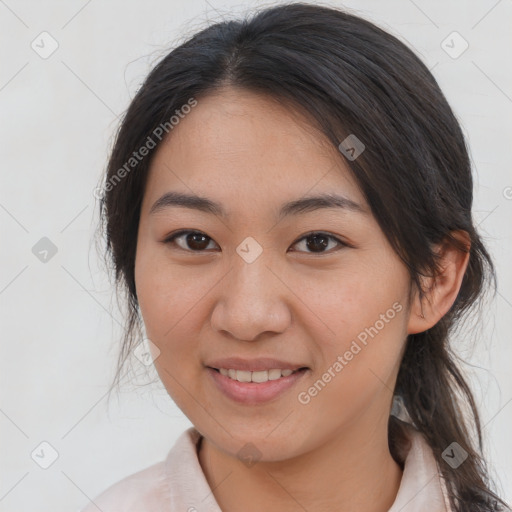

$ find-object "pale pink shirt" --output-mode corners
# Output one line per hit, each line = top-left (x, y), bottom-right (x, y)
(79, 424), (452, 511)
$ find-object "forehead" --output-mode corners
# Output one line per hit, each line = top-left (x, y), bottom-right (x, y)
(142, 87), (366, 217)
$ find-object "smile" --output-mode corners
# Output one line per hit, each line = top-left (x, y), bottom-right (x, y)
(206, 367), (309, 405)
(216, 367), (304, 383)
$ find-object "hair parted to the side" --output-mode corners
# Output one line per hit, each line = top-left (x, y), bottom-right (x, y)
(94, 2), (509, 510)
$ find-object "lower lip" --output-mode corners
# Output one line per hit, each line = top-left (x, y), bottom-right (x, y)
(206, 367), (309, 405)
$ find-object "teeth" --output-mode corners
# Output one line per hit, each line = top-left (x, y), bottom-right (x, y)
(218, 368), (298, 383)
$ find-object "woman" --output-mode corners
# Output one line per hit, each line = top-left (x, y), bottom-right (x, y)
(83, 3), (509, 511)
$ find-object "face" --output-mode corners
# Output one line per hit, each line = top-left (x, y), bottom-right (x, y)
(135, 87), (413, 461)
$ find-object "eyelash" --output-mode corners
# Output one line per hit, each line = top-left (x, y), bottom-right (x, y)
(163, 230), (349, 255)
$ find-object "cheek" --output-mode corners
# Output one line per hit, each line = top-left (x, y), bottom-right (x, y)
(295, 303), (408, 437)
(135, 252), (206, 413)
(135, 248), (183, 367)
(293, 259), (409, 406)
(294, 258), (407, 346)
(134, 247), (219, 403)
(135, 244), (203, 340)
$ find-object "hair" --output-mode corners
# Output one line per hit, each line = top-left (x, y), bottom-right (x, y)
(95, 2), (509, 510)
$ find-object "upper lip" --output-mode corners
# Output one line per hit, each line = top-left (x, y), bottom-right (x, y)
(206, 357), (308, 372)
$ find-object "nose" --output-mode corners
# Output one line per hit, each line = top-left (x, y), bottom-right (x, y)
(210, 254), (292, 342)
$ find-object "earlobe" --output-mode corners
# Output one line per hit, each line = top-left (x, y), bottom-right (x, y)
(407, 231), (471, 335)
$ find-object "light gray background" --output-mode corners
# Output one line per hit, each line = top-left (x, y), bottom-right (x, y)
(1, 0), (511, 510)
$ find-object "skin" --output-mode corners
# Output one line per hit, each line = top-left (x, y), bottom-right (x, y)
(134, 86), (469, 512)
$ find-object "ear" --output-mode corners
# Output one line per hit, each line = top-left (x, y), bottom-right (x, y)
(407, 230), (471, 335)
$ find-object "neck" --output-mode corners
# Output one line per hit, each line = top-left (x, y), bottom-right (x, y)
(198, 413), (404, 512)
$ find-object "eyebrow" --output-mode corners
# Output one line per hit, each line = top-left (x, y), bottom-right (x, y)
(149, 191), (368, 220)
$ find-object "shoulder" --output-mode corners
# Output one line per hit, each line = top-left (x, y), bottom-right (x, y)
(79, 459), (169, 512)
(78, 427), (202, 512)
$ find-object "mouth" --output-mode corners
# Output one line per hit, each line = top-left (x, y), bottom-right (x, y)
(206, 366), (309, 405)
(207, 366), (309, 383)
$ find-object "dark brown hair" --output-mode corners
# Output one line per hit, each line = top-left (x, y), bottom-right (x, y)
(95, 3), (509, 510)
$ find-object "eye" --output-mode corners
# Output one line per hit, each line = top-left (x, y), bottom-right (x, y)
(163, 229), (348, 255)
(290, 231), (347, 254)
(164, 230), (219, 252)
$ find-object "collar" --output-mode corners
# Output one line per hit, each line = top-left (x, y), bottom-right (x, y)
(164, 424), (452, 511)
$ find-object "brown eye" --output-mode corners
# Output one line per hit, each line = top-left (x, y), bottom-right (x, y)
(164, 230), (347, 255)
(164, 230), (218, 252)
(290, 232), (346, 254)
